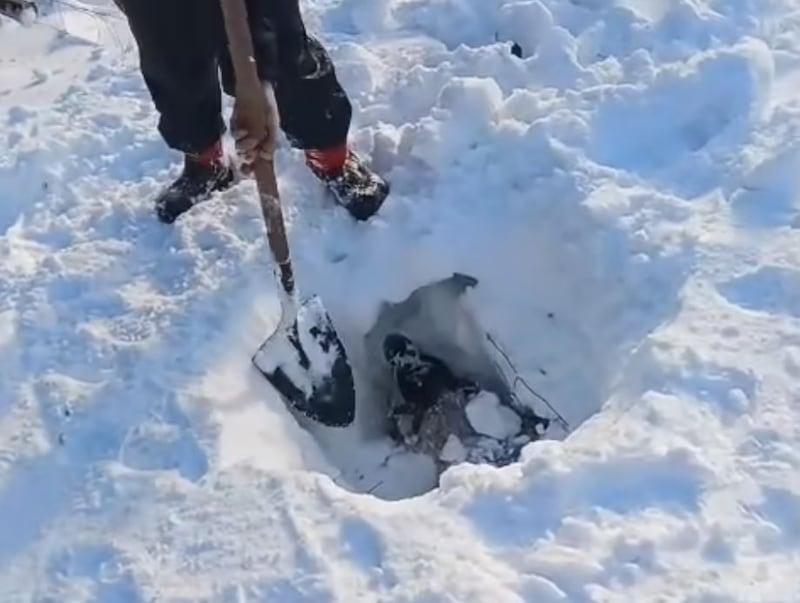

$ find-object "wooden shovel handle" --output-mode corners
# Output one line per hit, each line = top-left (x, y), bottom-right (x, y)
(219, 0), (295, 297)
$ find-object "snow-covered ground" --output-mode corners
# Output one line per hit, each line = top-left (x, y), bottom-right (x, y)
(3, 0), (800, 600)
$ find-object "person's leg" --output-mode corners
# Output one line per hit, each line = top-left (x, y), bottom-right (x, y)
(273, 36), (353, 153)
(218, 0), (351, 150)
(117, 0), (225, 153)
(116, 0), (234, 222)
(290, 38), (389, 221)
(219, 0), (389, 220)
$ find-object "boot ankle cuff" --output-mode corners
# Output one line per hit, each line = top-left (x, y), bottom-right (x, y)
(305, 144), (348, 176)
(189, 140), (225, 167)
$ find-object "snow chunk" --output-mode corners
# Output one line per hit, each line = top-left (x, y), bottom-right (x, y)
(437, 76), (504, 118)
(440, 434), (468, 464)
(497, 1), (554, 59)
(465, 391), (521, 440)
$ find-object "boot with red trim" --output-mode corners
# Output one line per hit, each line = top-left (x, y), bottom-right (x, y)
(305, 144), (390, 221)
(155, 140), (235, 224)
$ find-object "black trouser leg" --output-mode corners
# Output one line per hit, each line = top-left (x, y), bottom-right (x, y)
(218, 2), (353, 151)
(276, 36), (353, 150)
(116, 0), (226, 155)
(119, 0), (352, 155)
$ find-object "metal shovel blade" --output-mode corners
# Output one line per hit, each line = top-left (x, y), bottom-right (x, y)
(252, 295), (356, 427)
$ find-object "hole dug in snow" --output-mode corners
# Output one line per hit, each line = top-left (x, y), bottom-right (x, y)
(297, 186), (692, 502)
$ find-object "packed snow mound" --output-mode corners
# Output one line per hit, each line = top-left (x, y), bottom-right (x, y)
(3, 0), (800, 600)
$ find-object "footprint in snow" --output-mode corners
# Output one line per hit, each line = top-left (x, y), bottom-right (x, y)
(717, 266), (800, 320)
(752, 486), (800, 552)
(119, 419), (208, 482)
(341, 518), (383, 567)
(729, 146), (800, 228)
(340, 518), (398, 587)
(46, 544), (140, 602)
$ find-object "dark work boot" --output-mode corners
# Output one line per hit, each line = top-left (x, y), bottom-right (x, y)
(305, 144), (390, 221)
(155, 140), (235, 224)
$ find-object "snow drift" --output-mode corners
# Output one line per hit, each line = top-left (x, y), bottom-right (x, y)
(2, 0), (800, 601)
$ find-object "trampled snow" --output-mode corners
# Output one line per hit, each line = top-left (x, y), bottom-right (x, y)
(2, 0), (800, 600)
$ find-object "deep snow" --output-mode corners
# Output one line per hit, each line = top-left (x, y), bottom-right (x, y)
(2, 0), (800, 600)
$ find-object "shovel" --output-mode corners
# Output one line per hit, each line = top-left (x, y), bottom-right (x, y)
(220, 0), (356, 427)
